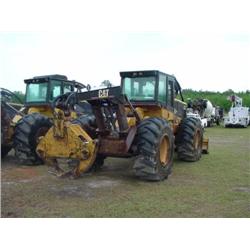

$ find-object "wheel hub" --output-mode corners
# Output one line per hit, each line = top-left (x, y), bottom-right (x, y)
(159, 135), (170, 166)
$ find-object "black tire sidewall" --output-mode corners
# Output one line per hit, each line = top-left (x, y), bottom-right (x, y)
(14, 113), (52, 164)
(135, 117), (174, 180)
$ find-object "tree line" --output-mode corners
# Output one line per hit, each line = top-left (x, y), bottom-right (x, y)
(11, 89), (250, 112)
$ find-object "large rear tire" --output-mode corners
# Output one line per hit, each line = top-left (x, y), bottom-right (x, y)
(176, 117), (203, 162)
(133, 117), (174, 181)
(13, 113), (52, 165)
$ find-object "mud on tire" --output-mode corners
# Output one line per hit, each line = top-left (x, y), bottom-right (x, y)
(133, 117), (174, 181)
(13, 113), (52, 165)
(175, 117), (203, 162)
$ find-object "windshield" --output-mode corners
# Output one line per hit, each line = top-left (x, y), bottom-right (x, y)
(123, 76), (156, 101)
(26, 83), (48, 102)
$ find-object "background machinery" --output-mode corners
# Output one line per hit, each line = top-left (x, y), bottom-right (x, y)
(1, 75), (90, 164)
(186, 98), (222, 127)
(1, 88), (23, 157)
(36, 70), (209, 181)
(223, 95), (250, 128)
(203, 100), (221, 127)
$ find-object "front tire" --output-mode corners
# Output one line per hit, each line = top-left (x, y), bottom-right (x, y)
(13, 113), (52, 165)
(133, 117), (174, 181)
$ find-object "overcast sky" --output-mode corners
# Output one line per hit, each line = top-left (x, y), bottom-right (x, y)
(0, 0), (249, 92)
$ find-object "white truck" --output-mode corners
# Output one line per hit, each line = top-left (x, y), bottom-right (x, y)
(223, 95), (250, 128)
(203, 100), (220, 127)
(186, 99), (221, 128)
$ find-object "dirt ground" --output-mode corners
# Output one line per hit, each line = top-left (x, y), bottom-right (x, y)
(1, 126), (250, 217)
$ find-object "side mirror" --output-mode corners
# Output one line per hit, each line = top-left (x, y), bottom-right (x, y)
(86, 84), (91, 91)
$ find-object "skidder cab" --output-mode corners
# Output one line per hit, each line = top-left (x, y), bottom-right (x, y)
(37, 70), (209, 181)
(12, 74), (91, 165)
(24, 74), (87, 117)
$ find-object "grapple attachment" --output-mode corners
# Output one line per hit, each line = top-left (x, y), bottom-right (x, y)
(36, 108), (97, 177)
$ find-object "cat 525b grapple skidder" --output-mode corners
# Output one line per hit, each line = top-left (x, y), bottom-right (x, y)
(36, 70), (209, 181)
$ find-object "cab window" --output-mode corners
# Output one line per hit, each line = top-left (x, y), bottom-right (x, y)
(158, 74), (167, 103)
(168, 79), (174, 107)
(123, 76), (156, 101)
(26, 83), (48, 102)
(50, 80), (62, 100)
(63, 83), (73, 94)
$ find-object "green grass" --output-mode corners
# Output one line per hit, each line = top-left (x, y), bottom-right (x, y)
(1, 126), (250, 217)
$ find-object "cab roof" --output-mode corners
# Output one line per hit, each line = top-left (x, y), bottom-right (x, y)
(119, 70), (182, 92)
(24, 74), (67, 83)
(24, 74), (86, 89)
(33, 74), (68, 80)
(120, 70), (175, 78)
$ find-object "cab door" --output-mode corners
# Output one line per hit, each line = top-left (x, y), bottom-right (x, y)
(158, 73), (167, 105)
(50, 80), (62, 101)
(167, 76), (175, 110)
